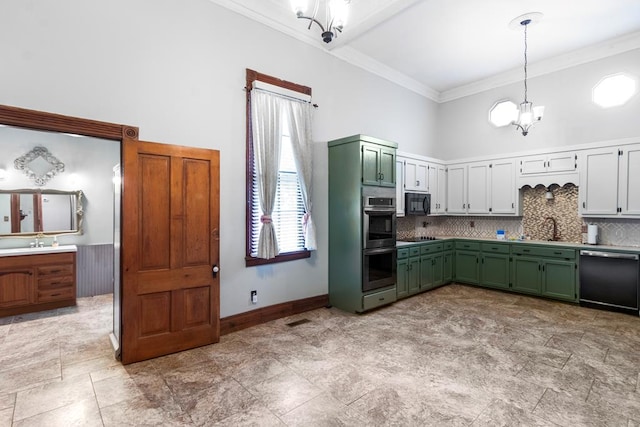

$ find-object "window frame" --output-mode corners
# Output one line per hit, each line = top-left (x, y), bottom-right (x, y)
(245, 69), (311, 267)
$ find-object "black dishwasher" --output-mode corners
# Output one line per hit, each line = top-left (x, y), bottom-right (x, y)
(579, 250), (639, 315)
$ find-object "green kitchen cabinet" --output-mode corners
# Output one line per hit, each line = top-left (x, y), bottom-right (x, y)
(455, 241), (480, 284)
(480, 243), (510, 290)
(541, 259), (577, 301)
(420, 242), (444, 290)
(408, 247), (421, 295)
(511, 256), (542, 294)
(511, 245), (577, 301)
(443, 250), (454, 283)
(421, 252), (444, 290)
(455, 250), (480, 284)
(328, 135), (398, 313)
(362, 142), (396, 187)
(396, 257), (409, 299)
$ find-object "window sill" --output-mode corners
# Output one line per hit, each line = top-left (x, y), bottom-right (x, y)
(245, 250), (310, 267)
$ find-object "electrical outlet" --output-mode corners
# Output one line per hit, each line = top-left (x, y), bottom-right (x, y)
(250, 290), (257, 304)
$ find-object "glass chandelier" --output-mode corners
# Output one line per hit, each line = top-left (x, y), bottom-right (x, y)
(290, 0), (351, 44)
(511, 14), (545, 136)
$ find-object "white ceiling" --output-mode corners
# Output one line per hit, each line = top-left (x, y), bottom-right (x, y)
(210, 0), (640, 102)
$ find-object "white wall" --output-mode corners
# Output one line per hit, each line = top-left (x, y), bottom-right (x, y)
(0, 0), (437, 317)
(435, 49), (640, 160)
(0, 126), (119, 248)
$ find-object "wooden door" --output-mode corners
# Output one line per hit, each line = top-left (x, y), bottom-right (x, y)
(121, 139), (220, 364)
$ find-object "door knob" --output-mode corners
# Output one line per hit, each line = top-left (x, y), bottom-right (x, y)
(212, 265), (219, 277)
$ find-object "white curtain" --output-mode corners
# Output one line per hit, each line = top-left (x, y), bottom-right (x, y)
(251, 90), (283, 259)
(286, 101), (317, 250)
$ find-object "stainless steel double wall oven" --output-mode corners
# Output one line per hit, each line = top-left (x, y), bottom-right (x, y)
(362, 187), (396, 293)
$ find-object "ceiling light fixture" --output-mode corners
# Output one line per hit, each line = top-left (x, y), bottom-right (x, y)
(290, 0), (351, 44)
(510, 13), (545, 136)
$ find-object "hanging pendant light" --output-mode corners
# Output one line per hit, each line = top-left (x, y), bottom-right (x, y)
(510, 13), (545, 136)
(290, 0), (351, 44)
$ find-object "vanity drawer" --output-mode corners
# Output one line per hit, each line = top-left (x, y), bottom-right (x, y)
(409, 247), (421, 257)
(37, 287), (74, 303)
(397, 248), (409, 259)
(37, 264), (74, 277)
(37, 274), (74, 289)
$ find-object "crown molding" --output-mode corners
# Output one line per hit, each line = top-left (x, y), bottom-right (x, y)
(439, 31), (640, 103)
(330, 46), (440, 101)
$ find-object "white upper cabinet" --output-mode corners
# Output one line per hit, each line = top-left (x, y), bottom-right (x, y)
(467, 162), (491, 214)
(581, 143), (640, 217)
(520, 152), (576, 175)
(431, 164), (447, 214)
(491, 159), (517, 214)
(445, 160), (517, 216)
(579, 147), (619, 216)
(619, 144), (640, 216)
(404, 158), (429, 192)
(396, 157), (405, 216)
(446, 164), (467, 214)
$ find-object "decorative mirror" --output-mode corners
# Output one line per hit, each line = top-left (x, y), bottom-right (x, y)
(0, 189), (83, 236)
(14, 146), (65, 186)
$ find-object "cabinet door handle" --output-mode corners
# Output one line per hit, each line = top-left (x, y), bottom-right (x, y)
(51, 293), (61, 297)
(582, 202), (586, 209)
(380, 173), (384, 181)
(512, 203), (515, 208)
(416, 180), (420, 186)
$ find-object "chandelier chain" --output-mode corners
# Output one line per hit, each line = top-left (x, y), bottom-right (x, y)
(523, 22), (528, 103)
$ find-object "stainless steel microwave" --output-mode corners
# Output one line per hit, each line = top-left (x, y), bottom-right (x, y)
(405, 192), (431, 215)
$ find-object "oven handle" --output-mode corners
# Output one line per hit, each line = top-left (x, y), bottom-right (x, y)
(363, 247), (397, 255)
(364, 208), (396, 214)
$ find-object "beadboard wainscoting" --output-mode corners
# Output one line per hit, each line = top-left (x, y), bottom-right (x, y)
(77, 244), (114, 297)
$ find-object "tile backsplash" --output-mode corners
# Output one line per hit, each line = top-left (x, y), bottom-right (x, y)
(398, 183), (640, 247)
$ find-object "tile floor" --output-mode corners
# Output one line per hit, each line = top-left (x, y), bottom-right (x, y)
(1, 285), (640, 426)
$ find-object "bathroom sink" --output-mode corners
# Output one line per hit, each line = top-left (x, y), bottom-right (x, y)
(0, 245), (77, 257)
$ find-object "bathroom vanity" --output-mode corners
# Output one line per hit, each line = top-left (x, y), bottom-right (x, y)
(0, 245), (77, 316)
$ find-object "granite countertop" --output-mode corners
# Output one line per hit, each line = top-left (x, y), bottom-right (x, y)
(397, 237), (640, 253)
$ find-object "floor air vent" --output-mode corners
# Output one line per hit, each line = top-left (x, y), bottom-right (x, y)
(286, 319), (311, 327)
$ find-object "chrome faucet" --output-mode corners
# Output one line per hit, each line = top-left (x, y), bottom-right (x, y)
(30, 235), (45, 248)
(545, 217), (559, 241)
